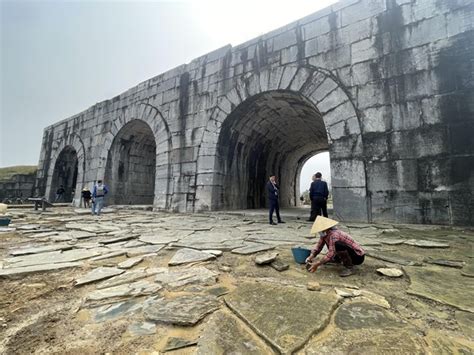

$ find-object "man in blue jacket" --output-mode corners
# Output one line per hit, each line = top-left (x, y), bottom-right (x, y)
(308, 172), (329, 221)
(267, 175), (285, 225)
(92, 180), (109, 216)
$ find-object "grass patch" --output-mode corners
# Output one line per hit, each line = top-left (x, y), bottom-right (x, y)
(0, 165), (37, 181)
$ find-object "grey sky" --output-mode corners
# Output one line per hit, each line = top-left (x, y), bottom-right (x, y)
(1, 0), (336, 178)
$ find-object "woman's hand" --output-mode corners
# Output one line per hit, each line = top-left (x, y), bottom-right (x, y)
(305, 255), (314, 264)
(308, 262), (320, 273)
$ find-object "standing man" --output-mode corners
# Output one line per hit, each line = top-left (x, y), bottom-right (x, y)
(92, 180), (108, 216)
(267, 175), (285, 225)
(308, 172), (329, 221)
(55, 185), (65, 202)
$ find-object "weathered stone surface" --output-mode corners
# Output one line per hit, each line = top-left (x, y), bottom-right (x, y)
(376, 268), (404, 278)
(154, 266), (218, 289)
(404, 239), (450, 248)
(93, 299), (142, 322)
(128, 321), (156, 336)
(255, 252), (278, 265)
(231, 243), (275, 255)
(380, 238), (406, 245)
(306, 281), (321, 291)
(144, 294), (219, 326)
(118, 256), (143, 269)
(5, 249), (102, 268)
(164, 337), (198, 352)
(224, 282), (339, 354)
(334, 302), (403, 330)
(90, 251), (126, 261)
(0, 262), (82, 278)
(425, 258), (465, 268)
(196, 310), (272, 354)
(126, 245), (164, 257)
(9, 244), (72, 256)
(425, 330), (474, 354)
(75, 267), (125, 286)
(461, 262), (474, 278)
(335, 287), (362, 298)
(367, 251), (423, 266)
(139, 234), (180, 245)
(168, 248), (216, 266)
(96, 267), (166, 289)
(405, 265), (474, 312)
(455, 310), (474, 339)
(202, 249), (223, 256)
(87, 280), (162, 301)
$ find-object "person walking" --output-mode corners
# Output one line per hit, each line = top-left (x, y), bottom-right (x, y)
(266, 175), (285, 225)
(55, 185), (65, 202)
(91, 180), (108, 215)
(81, 187), (92, 208)
(308, 172), (329, 221)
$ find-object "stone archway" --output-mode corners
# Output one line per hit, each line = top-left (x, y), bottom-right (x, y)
(98, 102), (173, 208)
(105, 119), (156, 205)
(45, 134), (86, 205)
(195, 64), (370, 221)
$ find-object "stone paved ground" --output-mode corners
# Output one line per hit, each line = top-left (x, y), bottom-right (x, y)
(0, 207), (473, 354)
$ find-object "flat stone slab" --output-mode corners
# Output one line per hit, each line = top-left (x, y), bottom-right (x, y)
(231, 243), (275, 255)
(405, 265), (474, 312)
(9, 244), (73, 256)
(334, 302), (403, 330)
(379, 238), (406, 245)
(270, 259), (290, 271)
(90, 251), (127, 261)
(461, 262), (474, 278)
(168, 248), (216, 266)
(139, 233), (181, 245)
(164, 337), (198, 352)
(126, 245), (164, 257)
(224, 282), (340, 354)
(255, 252), (278, 265)
(144, 294), (219, 326)
(155, 266), (218, 290)
(376, 268), (404, 277)
(93, 299), (142, 322)
(455, 310), (474, 339)
(403, 239), (450, 248)
(5, 249), (102, 268)
(87, 280), (162, 301)
(75, 267), (125, 286)
(127, 321), (157, 336)
(424, 258), (465, 268)
(118, 256), (144, 269)
(367, 251), (423, 266)
(196, 310), (271, 354)
(0, 262), (82, 278)
(96, 267), (166, 289)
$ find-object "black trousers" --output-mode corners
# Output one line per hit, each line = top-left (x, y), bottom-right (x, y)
(309, 197), (328, 221)
(335, 242), (365, 265)
(269, 199), (282, 223)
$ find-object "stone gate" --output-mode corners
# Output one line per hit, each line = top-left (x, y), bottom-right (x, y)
(36, 0), (474, 225)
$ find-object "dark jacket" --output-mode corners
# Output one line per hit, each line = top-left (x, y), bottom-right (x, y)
(309, 179), (329, 199)
(267, 181), (279, 201)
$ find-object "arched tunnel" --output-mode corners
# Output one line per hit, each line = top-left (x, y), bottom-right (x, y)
(215, 90), (329, 210)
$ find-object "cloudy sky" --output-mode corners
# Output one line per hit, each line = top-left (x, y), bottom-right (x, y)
(1, 0), (336, 189)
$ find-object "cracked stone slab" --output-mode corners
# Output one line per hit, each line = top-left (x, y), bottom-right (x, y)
(86, 280), (162, 301)
(96, 267), (166, 289)
(424, 258), (465, 268)
(93, 299), (143, 322)
(334, 302), (404, 330)
(128, 322), (156, 336)
(144, 294), (219, 326)
(224, 282), (340, 354)
(366, 251), (423, 266)
(168, 248), (216, 266)
(139, 232), (183, 245)
(0, 262), (82, 278)
(90, 251), (127, 261)
(403, 239), (450, 248)
(231, 243), (275, 255)
(75, 267), (125, 286)
(118, 256), (144, 269)
(126, 245), (165, 257)
(164, 337), (198, 352)
(171, 240), (245, 251)
(196, 310), (272, 354)
(455, 311), (474, 339)
(155, 266), (218, 290)
(461, 262), (474, 278)
(405, 265), (474, 312)
(9, 244), (73, 256)
(271, 259), (290, 271)
(5, 249), (102, 268)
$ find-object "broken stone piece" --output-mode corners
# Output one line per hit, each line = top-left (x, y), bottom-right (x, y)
(255, 252), (278, 265)
(270, 259), (290, 271)
(335, 287), (362, 298)
(306, 281), (321, 291)
(231, 243), (275, 255)
(75, 267), (125, 286)
(164, 337), (198, 352)
(403, 239), (450, 248)
(376, 268), (404, 278)
(118, 256), (144, 269)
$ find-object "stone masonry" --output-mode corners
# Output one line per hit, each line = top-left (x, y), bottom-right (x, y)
(35, 0), (474, 225)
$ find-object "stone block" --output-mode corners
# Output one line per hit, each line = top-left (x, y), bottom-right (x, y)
(340, 0), (387, 27)
(361, 105), (391, 133)
(390, 127), (448, 159)
(351, 37), (379, 64)
(403, 15), (447, 49)
(271, 29), (298, 52)
(281, 45), (299, 64)
(331, 159), (366, 187)
(302, 16), (331, 40)
(333, 186), (369, 221)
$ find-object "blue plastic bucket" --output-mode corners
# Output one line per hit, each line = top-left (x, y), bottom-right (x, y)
(0, 217), (11, 226)
(291, 247), (311, 264)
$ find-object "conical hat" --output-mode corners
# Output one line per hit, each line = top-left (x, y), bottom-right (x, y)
(310, 216), (339, 235)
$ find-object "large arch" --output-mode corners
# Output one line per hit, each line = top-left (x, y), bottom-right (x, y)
(195, 64), (370, 221)
(45, 133), (86, 205)
(98, 102), (172, 208)
(105, 119), (156, 205)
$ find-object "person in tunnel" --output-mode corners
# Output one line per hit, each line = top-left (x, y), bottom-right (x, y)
(305, 216), (365, 277)
(266, 175), (285, 225)
(55, 185), (65, 202)
(307, 172), (329, 221)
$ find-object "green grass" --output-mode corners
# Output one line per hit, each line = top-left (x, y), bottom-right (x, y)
(0, 165), (37, 181)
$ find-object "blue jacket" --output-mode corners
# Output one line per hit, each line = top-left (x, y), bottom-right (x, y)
(309, 179), (328, 199)
(267, 181), (279, 201)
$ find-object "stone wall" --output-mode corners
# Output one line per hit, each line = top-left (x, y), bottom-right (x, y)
(0, 173), (37, 202)
(36, 0), (474, 225)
